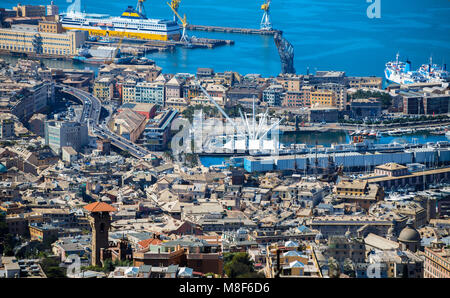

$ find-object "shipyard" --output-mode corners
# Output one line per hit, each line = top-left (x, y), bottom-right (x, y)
(0, 0), (450, 288)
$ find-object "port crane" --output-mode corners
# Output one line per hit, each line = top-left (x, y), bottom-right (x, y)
(260, 0), (272, 30)
(136, 0), (147, 18)
(169, 0), (181, 22)
(167, 2), (190, 44)
(106, 25), (127, 65)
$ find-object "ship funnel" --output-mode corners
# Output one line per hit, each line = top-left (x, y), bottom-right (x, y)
(405, 59), (411, 73)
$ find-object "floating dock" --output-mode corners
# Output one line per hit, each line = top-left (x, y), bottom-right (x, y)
(186, 24), (281, 35)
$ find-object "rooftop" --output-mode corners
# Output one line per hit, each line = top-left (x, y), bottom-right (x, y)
(83, 202), (117, 213)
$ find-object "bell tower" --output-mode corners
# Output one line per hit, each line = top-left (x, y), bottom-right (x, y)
(83, 202), (117, 266)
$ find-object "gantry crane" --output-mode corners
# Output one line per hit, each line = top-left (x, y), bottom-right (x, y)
(169, 0), (181, 22)
(260, 0), (272, 30)
(167, 2), (189, 44)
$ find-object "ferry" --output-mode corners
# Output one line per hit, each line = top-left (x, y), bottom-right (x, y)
(417, 57), (449, 83)
(60, 3), (181, 41)
(385, 53), (449, 85)
(385, 53), (426, 85)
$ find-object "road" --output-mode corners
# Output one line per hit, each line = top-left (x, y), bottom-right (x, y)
(58, 84), (162, 159)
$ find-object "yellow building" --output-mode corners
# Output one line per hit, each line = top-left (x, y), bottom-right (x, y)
(13, 4), (46, 18)
(309, 89), (337, 107)
(276, 74), (304, 92)
(38, 21), (63, 34)
(121, 79), (137, 103)
(0, 25), (86, 56)
(335, 180), (384, 210)
(29, 223), (59, 242)
(348, 76), (383, 89)
(93, 77), (114, 101)
(191, 95), (225, 107)
(165, 97), (189, 111)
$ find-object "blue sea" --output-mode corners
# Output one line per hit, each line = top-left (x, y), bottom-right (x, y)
(2, 0), (450, 77)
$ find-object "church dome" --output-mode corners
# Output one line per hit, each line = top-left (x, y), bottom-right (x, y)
(398, 224), (421, 243)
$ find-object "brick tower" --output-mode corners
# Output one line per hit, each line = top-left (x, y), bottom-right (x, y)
(83, 202), (117, 266)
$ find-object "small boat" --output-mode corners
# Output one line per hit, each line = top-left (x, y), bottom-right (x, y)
(368, 129), (377, 137)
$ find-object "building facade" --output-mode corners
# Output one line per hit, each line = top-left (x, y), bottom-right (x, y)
(44, 120), (88, 154)
(0, 25), (87, 56)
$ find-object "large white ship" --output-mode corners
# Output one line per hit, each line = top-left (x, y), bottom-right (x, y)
(385, 53), (449, 85)
(417, 57), (449, 83)
(60, 2), (181, 41)
(384, 53), (426, 85)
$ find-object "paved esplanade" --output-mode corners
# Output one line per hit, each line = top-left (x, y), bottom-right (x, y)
(58, 84), (162, 159)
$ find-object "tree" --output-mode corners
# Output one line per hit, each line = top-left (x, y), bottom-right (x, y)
(343, 258), (356, 278)
(223, 252), (260, 278)
(41, 257), (65, 278)
(328, 257), (341, 278)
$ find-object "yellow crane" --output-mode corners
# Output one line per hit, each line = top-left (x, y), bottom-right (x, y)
(260, 0), (272, 30)
(106, 25), (127, 65)
(166, 1), (189, 44)
(169, 0), (181, 22)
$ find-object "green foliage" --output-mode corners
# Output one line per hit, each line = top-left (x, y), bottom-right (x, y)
(327, 257), (341, 278)
(41, 257), (65, 278)
(223, 252), (260, 278)
(183, 153), (198, 167)
(81, 258), (133, 274)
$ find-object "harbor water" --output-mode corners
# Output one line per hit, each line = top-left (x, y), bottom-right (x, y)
(1, 0), (449, 77)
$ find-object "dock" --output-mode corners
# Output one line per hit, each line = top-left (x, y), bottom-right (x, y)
(85, 35), (234, 55)
(186, 24), (281, 35)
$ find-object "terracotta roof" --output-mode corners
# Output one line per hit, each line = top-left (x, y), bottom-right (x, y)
(138, 238), (162, 249)
(83, 202), (117, 213)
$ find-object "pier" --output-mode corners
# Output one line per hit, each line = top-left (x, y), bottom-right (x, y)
(186, 24), (281, 35)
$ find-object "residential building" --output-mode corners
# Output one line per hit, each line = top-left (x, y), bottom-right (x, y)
(347, 76), (383, 89)
(165, 76), (184, 102)
(262, 84), (284, 106)
(0, 114), (14, 139)
(424, 238), (450, 278)
(309, 89), (337, 107)
(93, 77), (114, 102)
(135, 82), (165, 106)
(334, 180), (384, 210)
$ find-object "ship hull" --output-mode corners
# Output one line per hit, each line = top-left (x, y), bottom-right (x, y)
(62, 25), (180, 41)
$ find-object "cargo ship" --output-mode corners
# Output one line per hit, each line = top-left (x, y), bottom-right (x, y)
(60, 2), (181, 41)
